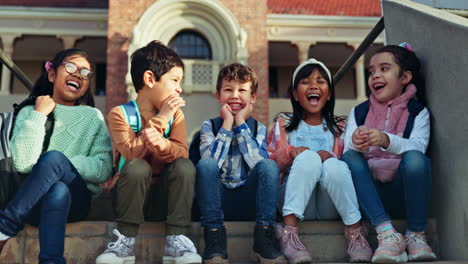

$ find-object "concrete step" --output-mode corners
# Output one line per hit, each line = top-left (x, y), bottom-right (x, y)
(0, 220), (439, 264)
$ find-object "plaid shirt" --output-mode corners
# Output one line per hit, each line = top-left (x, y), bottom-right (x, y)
(199, 119), (268, 189)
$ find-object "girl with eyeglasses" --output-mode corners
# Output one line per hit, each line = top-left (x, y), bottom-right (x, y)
(0, 48), (113, 264)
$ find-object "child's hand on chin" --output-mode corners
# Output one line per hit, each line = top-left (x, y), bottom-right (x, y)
(220, 104), (234, 122)
(234, 103), (253, 125)
(35, 95), (56, 116)
(352, 126), (370, 151)
(158, 94), (185, 121)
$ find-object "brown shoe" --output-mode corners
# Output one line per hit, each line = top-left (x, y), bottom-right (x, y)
(0, 239), (9, 255)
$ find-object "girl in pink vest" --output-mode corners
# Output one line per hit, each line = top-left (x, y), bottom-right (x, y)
(342, 43), (436, 263)
(268, 59), (372, 264)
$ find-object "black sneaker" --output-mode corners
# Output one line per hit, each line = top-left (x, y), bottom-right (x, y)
(203, 226), (228, 264)
(253, 226), (286, 264)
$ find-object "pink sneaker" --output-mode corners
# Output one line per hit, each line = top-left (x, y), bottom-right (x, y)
(275, 225), (312, 264)
(405, 232), (436, 261)
(372, 229), (408, 263)
(345, 225), (372, 263)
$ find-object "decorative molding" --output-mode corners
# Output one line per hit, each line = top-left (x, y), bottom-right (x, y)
(0, 33), (21, 54)
(267, 14), (385, 43)
(127, 0), (248, 97)
(0, 7), (108, 37)
(57, 35), (83, 49)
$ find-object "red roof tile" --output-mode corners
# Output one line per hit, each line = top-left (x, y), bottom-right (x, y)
(0, 0), (108, 9)
(268, 0), (381, 17)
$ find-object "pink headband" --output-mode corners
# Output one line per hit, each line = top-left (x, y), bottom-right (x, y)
(45, 61), (53, 72)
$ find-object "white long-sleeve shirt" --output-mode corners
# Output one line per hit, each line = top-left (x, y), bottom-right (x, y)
(344, 106), (430, 155)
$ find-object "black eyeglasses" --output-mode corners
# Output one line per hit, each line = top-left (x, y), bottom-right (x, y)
(62, 61), (94, 80)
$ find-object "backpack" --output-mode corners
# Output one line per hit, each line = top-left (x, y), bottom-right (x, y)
(117, 100), (174, 172)
(354, 98), (424, 139)
(0, 97), (54, 209)
(188, 117), (258, 166)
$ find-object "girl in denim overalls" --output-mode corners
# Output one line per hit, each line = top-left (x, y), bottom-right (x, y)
(267, 59), (371, 264)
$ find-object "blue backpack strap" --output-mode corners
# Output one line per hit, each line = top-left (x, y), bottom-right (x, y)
(354, 100), (370, 127)
(120, 100), (141, 133)
(211, 117), (224, 137)
(162, 117), (174, 139)
(403, 99), (425, 139)
(245, 117), (258, 138)
(118, 101), (141, 171)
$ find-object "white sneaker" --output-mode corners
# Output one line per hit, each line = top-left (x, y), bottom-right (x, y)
(162, 234), (202, 264)
(96, 229), (136, 264)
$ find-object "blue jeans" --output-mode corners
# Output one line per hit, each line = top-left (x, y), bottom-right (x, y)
(0, 151), (91, 264)
(342, 150), (432, 232)
(196, 158), (279, 228)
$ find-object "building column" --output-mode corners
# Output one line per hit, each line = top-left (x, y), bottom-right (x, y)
(292, 41), (316, 63)
(348, 42), (367, 101)
(0, 34), (20, 95)
(57, 35), (82, 49)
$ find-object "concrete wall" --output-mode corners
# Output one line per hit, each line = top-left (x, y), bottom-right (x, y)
(412, 0), (468, 10)
(382, 0), (468, 260)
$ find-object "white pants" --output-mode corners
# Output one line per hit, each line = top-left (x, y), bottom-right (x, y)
(279, 150), (361, 225)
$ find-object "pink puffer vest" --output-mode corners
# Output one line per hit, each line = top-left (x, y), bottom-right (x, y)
(364, 84), (417, 182)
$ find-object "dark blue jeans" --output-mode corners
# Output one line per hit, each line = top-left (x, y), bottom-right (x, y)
(0, 151), (91, 264)
(196, 158), (279, 229)
(341, 150), (432, 232)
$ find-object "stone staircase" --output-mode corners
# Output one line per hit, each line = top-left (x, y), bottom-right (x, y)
(1, 219), (440, 264)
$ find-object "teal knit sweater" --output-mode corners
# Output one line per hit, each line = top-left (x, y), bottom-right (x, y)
(11, 104), (113, 195)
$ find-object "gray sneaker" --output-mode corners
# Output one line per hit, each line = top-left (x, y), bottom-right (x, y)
(96, 229), (135, 264)
(163, 234), (202, 264)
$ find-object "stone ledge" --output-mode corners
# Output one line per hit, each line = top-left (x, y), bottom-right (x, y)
(0, 220), (438, 264)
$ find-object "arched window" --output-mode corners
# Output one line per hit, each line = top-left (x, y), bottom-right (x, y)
(169, 30), (212, 60)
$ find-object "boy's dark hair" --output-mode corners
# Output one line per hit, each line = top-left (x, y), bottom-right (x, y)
(130, 40), (184, 93)
(374, 45), (425, 104)
(216, 63), (258, 94)
(30, 48), (95, 107)
(286, 64), (343, 137)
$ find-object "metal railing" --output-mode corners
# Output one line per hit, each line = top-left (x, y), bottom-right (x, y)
(333, 17), (385, 85)
(0, 47), (33, 91)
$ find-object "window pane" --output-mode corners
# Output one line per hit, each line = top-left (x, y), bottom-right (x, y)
(169, 30), (212, 60)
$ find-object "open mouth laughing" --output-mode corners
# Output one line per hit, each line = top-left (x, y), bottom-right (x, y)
(307, 93), (320, 105)
(372, 82), (386, 91)
(228, 102), (245, 111)
(66, 80), (80, 92)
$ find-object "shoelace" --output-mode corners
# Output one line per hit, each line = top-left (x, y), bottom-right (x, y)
(282, 228), (306, 250)
(346, 227), (371, 254)
(377, 231), (401, 246)
(105, 229), (130, 253)
(405, 232), (427, 245)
